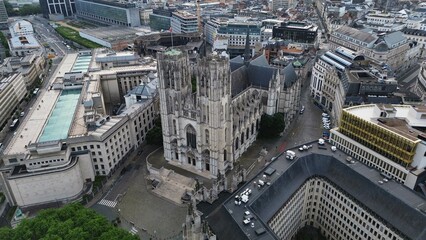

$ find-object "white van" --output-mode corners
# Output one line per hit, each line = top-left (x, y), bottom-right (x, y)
(318, 138), (325, 145)
(286, 150), (296, 160)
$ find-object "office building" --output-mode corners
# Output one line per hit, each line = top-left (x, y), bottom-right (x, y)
(75, 0), (141, 27)
(149, 8), (174, 32)
(171, 11), (198, 34)
(157, 48), (301, 178)
(39, 0), (75, 19)
(0, 51), (158, 208)
(204, 147), (426, 240)
(213, 19), (262, 58)
(330, 104), (426, 189)
(0, 0), (8, 29)
(272, 21), (318, 48)
(204, 18), (229, 45)
(0, 73), (26, 129)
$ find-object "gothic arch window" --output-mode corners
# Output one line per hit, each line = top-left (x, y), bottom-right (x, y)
(173, 120), (177, 135)
(205, 129), (209, 144)
(241, 133), (244, 145)
(223, 149), (227, 161)
(169, 96), (173, 112)
(235, 137), (239, 150)
(203, 149), (210, 171)
(186, 125), (197, 149)
(246, 128), (249, 140)
(251, 123), (254, 135)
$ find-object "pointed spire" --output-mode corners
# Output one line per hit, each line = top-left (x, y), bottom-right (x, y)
(244, 27), (251, 66)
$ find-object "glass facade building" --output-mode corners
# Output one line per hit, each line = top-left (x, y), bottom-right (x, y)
(149, 15), (170, 31)
(40, 0), (76, 18)
(273, 21), (318, 44)
(75, 0), (141, 27)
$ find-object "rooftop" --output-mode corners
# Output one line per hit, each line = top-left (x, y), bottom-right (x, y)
(172, 11), (197, 19)
(3, 54), (78, 156)
(344, 104), (426, 142)
(334, 26), (378, 45)
(9, 35), (40, 49)
(80, 26), (148, 42)
(207, 143), (426, 240)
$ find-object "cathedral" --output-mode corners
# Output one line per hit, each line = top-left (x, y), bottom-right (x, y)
(157, 48), (301, 178)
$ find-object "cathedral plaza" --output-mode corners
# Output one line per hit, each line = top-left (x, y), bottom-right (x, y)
(110, 75), (322, 239)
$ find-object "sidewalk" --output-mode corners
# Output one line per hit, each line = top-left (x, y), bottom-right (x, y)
(86, 144), (144, 208)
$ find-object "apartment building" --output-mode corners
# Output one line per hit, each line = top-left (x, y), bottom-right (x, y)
(0, 73), (25, 129)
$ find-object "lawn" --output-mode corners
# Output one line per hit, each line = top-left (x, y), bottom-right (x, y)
(55, 26), (102, 49)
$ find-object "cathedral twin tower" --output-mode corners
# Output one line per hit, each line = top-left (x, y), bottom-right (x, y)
(157, 49), (262, 178)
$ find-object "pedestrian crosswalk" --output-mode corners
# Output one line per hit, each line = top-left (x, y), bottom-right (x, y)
(129, 226), (138, 235)
(98, 199), (117, 208)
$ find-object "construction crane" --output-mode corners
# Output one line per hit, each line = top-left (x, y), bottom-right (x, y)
(196, 0), (202, 34)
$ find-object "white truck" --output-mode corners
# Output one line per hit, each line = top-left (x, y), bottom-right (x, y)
(286, 150), (296, 160)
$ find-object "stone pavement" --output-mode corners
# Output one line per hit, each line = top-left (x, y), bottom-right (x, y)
(116, 163), (186, 239)
(151, 168), (195, 205)
(148, 149), (213, 189)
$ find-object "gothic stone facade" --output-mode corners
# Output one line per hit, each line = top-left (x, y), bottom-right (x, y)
(157, 49), (301, 178)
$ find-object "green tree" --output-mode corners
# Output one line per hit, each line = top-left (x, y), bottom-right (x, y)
(0, 203), (139, 240)
(4, 0), (16, 16)
(17, 4), (42, 16)
(0, 31), (10, 57)
(4, 1), (42, 16)
(258, 113), (285, 138)
(146, 117), (163, 145)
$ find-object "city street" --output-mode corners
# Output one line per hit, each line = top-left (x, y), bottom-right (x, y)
(32, 16), (72, 57)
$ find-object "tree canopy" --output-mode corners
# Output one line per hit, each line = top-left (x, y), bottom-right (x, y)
(4, 1), (42, 16)
(0, 203), (139, 240)
(146, 117), (163, 145)
(258, 113), (285, 138)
